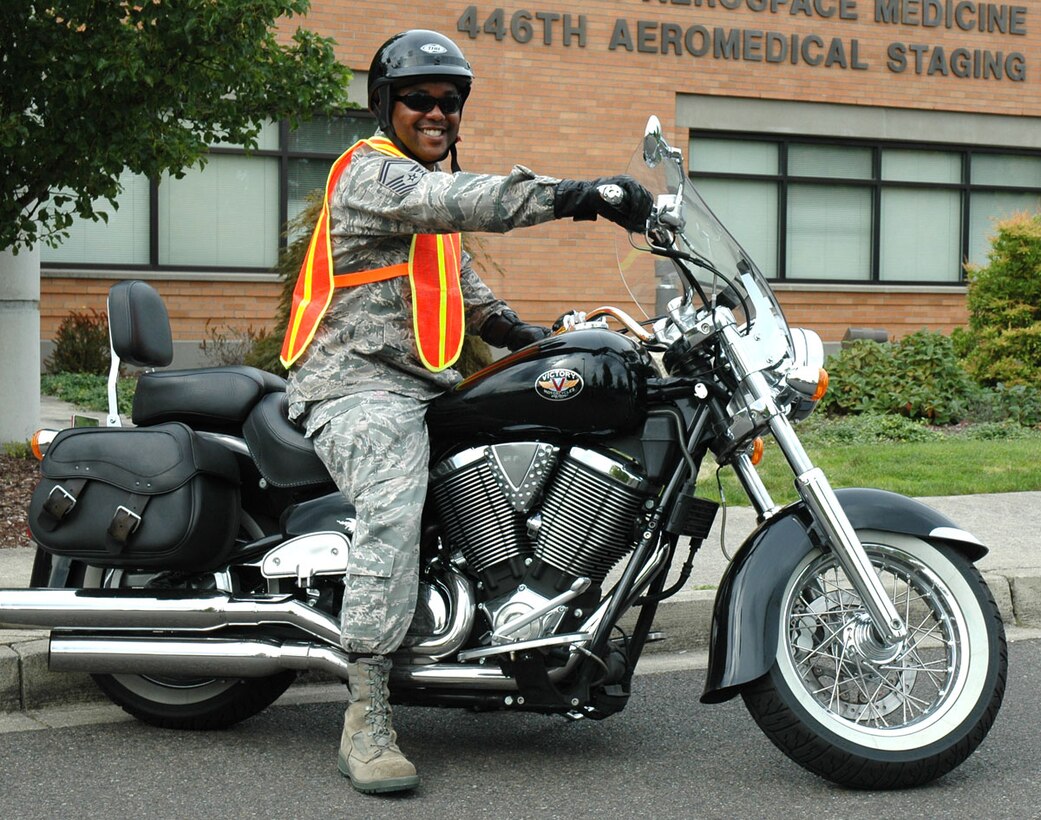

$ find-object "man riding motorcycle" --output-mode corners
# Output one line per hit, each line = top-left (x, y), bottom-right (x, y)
(279, 29), (652, 794)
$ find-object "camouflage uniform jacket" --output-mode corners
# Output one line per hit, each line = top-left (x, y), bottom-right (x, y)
(287, 133), (560, 434)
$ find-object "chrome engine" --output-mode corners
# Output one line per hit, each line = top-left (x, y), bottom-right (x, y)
(429, 442), (656, 647)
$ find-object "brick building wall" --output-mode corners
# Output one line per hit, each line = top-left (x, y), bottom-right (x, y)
(41, 1), (1040, 350)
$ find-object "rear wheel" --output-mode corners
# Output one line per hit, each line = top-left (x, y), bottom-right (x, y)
(742, 530), (1006, 789)
(79, 564), (296, 730)
(91, 668), (295, 730)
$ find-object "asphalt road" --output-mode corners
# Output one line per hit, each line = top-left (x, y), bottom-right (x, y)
(2, 641), (1040, 820)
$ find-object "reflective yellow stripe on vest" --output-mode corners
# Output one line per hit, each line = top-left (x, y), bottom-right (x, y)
(409, 232), (464, 372)
(279, 138), (465, 371)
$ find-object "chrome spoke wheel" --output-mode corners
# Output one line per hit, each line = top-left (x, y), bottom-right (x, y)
(743, 530), (1006, 788)
(786, 544), (962, 734)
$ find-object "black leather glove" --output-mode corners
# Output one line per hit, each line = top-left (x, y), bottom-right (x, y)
(480, 310), (551, 351)
(553, 175), (653, 233)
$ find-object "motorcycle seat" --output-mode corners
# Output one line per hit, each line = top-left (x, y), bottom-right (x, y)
(108, 280), (287, 434)
(242, 392), (332, 488)
(132, 366), (287, 433)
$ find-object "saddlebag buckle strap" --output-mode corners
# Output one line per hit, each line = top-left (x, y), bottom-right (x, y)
(39, 478), (89, 531)
(107, 493), (151, 549)
(45, 485), (78, 519)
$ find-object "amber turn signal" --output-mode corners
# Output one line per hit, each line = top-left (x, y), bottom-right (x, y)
(31, 429), (58, 461)
(750, 437), (765, 466)
(812, 368), (829, 402)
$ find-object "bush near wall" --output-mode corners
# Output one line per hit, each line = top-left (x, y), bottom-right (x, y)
(46, 308), (110, 375)
(820, 331), (1041, 427)
(819, 331), (977, 424)
(954, 212), (1041, 390)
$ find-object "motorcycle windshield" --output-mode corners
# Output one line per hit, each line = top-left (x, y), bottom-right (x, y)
(616, 127), (794, 356)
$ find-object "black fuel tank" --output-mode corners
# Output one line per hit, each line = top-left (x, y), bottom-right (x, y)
(427, 329), (655, 438)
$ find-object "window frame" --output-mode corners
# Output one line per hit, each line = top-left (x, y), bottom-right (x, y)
(41, 111), (376, 275)
(689, 130), (1041, 285)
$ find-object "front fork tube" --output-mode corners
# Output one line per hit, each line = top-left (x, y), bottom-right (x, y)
(739, 373), (908, 646)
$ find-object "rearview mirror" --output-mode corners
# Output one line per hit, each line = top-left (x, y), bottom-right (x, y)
(643, 115), (664, 168)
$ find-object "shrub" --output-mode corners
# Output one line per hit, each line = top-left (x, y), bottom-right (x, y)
(960, 421), (1041, 441)
(200, 321), (273, 367)
(961, 382), (1041, 427)
(40, 372), (136, 416)
(957, 211), (1041, 389)
(802, 413), (942, 444)
(243, 332), (283, 374)
(817, 338), (896, 416)
(819, 331), (975, 424)
(2, 440), (34, 459)
(46, 308), (110, 374)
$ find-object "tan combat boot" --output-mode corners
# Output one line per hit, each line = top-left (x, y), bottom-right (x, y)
(339, 656), (420, 794)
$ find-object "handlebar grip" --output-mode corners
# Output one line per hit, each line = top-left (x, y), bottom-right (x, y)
(596, 184), (625, 207)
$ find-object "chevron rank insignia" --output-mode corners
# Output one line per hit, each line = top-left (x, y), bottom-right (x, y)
(377, 159), (425, 195)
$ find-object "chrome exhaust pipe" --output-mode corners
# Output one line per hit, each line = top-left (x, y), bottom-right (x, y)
(50, 634), (353, 680)
(48, 633), (532, 691)
(0, 588), (341, 646)
(391, 660), (519, 690)
(1, 577), (478, 662)
(5, 589), (578, 691)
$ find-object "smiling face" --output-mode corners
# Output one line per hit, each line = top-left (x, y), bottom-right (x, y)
(390, 80), (462, 167)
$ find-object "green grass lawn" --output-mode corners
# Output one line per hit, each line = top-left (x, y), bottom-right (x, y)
(703, 431), (1041, 505)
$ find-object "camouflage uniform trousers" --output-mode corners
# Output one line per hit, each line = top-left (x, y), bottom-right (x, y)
(311, 390), (430, 656)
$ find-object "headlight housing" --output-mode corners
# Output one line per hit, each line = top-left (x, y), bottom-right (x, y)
(785, 328), (828, 421)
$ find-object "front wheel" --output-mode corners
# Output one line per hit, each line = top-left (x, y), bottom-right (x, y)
(742, 530), (1006, 789)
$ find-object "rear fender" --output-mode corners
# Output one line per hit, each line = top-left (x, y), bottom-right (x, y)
(701, 487), (986, 705)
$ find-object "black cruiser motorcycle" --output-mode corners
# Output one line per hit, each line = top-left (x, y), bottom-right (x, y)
(1, 117), (1005, 789)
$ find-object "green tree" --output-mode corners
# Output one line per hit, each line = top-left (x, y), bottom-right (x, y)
(954, 212), (1041, 389)
(1, 0), (351, 252)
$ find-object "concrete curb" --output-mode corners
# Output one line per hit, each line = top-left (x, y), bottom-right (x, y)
(1, 568), (1036, 714)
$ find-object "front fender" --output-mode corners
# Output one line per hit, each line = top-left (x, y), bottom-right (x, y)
(700, 487), (986, 705)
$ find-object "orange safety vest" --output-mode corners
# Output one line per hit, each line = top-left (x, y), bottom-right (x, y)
(280, 137), (465, 372)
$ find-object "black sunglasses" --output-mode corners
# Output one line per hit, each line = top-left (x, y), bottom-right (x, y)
(393, 91), (464, 115)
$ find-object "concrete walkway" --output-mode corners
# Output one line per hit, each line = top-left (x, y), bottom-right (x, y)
(2, 397), (1040, 714)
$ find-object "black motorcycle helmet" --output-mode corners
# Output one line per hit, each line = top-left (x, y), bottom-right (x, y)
(368, 30), (474, 170)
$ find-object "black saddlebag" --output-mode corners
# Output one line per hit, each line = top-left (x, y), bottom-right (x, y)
(28, 423), (240, 570)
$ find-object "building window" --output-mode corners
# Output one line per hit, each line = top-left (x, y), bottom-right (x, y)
(690, 134), (1041, 284)
(42, 169), (151, 266)
(158, 154), (281, 268)
(41, 112), (374, 273)
(286, 115), (375, 232)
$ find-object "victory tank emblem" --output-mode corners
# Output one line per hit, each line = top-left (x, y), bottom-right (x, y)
(535, 368), (583, 401)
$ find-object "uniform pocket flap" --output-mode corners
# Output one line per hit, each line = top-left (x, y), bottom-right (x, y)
(346, 545), (394, 579)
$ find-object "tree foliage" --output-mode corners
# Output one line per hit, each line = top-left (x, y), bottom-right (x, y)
(953, 212), (1041, 389)
(1, 0), (351, 252)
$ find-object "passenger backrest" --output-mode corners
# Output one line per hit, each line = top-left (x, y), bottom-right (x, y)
(107, 280), (173, 368)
